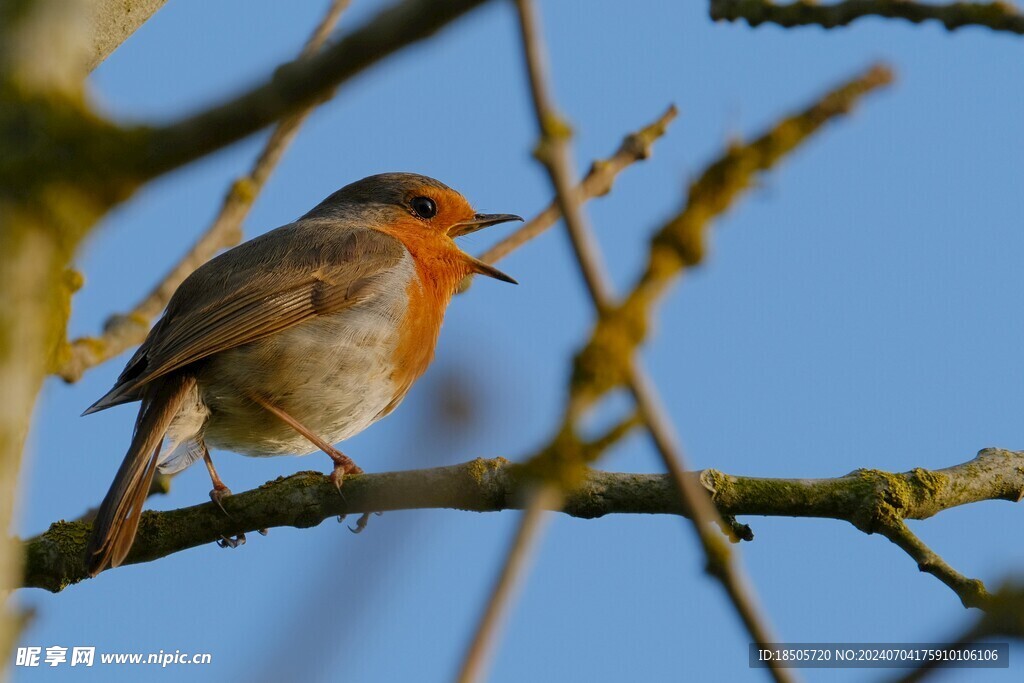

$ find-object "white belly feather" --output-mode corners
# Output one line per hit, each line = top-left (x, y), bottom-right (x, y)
(160, 251), (416, 467)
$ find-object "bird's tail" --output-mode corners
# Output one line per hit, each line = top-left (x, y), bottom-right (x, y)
(86, 374), (195, 577)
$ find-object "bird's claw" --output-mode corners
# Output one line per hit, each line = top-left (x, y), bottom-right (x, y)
(209, 485), (233, 516)
(217, 532), (246, 549)
(329, 467), (346, 494)
(348, 512), (372, 534)
(328, 460), (364, 494)
(337, 511), (381, 532)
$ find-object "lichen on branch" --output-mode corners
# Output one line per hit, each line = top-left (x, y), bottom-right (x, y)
(20, 448), (1023, 602)
(572, 64), (893, 405)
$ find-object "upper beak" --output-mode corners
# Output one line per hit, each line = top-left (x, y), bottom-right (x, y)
(449, 213), (523, 238)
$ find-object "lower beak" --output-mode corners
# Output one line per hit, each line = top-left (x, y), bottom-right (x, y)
(449, 213), (523, 238)
(467, 255), (518, 285)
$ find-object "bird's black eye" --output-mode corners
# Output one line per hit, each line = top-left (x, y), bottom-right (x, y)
(411, 196), (437, 219)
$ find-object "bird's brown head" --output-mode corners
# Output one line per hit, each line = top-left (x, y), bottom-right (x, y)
(306, 173), (521, 284)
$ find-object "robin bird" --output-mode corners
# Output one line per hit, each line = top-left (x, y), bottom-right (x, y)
(84, 172), (521, 576)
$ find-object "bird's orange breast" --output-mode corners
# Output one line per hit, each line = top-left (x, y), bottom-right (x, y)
(374, 222), (469, 416)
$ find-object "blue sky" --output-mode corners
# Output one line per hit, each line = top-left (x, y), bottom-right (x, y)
(13, 1), (1024, 681)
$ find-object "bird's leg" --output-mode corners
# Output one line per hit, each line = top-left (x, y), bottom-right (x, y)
(248, 393), (363, 492)
(202, 446), (232, 513)
(202, 446), (247, 548)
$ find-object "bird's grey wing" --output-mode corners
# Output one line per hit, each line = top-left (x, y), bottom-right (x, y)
(85, 224), (406, 414)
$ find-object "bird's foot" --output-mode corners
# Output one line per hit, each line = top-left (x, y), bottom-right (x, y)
(337, 511), (382, 532)
(217, 533), (246, 549)
(209, 484), (233, 515)
(328, 454), (363, 493)
(349, 511), (383, 534)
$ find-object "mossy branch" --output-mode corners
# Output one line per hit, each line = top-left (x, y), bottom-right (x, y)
(1, 0), (493, 198)
(475, 104), (679, 267)
(709, 0), (1024, 34)
(20, 448), (1023, 604)
(510, 2), (794, 680)
(123, 0), (492, 183)
(571, 64), (893, 405)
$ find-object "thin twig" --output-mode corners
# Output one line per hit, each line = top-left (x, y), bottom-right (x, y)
(455, 484), (559, 683)
(875, 520), (990, 608)
(476, 105), (678, 266)
(4, 0), (496, 200)
(571, 64), (893, 404)
(454, 413), (640, 682)
(709, 0), (1024, 34)
(511, 1), (791, 681)
(56, 0), (351, 382)
(453, 1), (609, 676)
(626, 356), (789, 648)
(130, 0), (493, 182)
(513, 0), (612, 309)
(455, 106), (677, 295)
(61, 66), (670, 381)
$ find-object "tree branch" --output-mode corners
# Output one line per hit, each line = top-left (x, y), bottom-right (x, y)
(3, 0), (494, 198)
(61, 101), (676, 379)
(875, 521), (990, 609)
(455, 482), (558, 683)
(56, 0), (351, 383)
(20, 448), (1023, 595)
(88, 0), (168, 71)
(709, 0), (1024, 34)
(507, 4), (789, 680)
(474, 104), (678, 267)
(457, 2), (618, 676)
(0, 0), (100, 662)
(571, 63), (893, 404)
(124, 0), (493, 182)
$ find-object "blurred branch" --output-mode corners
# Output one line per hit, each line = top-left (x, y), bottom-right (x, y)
(512, 0), (613, 307)
(455, 483), (558, 683)
(0, 0), (96, 664)
(457, 0), (603, 676)
(0, 1), (489, 667)
(570, 64), (893, 405)
(88, 0), (168, 71)
(709, 0), (1024, 34)
(3, 0), (494, 197)
(507, 3), (789, 681)
(890, 579), (1024, 683)
(19, 448), (1023, 595)
(56, 0), (351, 383)
(474, 104), (678, 266)
(124, 0), (492, 182)
(64, 99), (674, 378)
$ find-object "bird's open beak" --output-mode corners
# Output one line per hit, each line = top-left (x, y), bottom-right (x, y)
(449, 213), (523, 238)
(451, 213), (522, 285)
(466, 255), (518, 284)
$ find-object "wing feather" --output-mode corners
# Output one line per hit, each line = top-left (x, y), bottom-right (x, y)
(85, 223), (405, 414)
